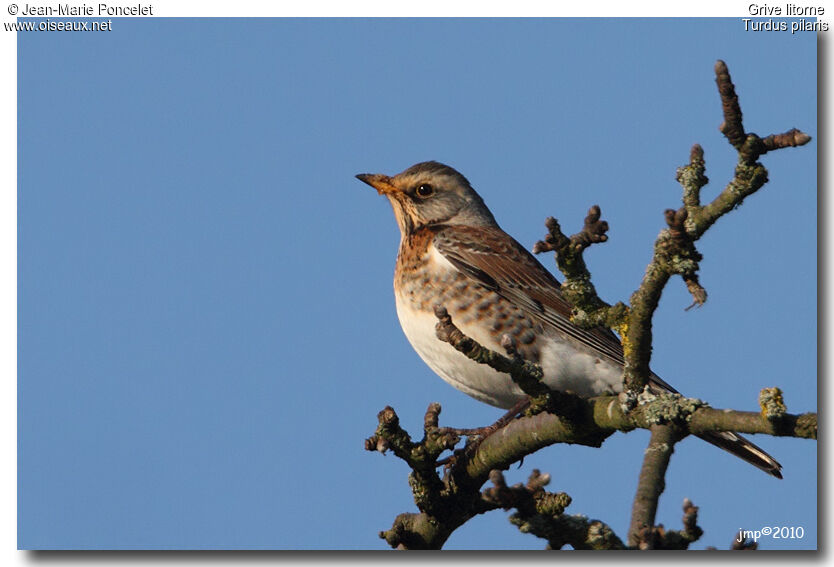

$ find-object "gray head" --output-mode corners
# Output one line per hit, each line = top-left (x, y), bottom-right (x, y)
(356, 161), (497, 236)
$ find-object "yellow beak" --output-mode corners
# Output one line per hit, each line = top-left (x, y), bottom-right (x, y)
(355, 173), (398, 196)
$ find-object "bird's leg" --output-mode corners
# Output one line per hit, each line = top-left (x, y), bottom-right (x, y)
(484, 397), (532, 435)
(436, 398), (531, 466)
(447, 397), (531, 438)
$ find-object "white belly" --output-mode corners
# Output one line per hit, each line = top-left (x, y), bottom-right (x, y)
(395, 295), (527, 408)
(394, 294), (625, 409)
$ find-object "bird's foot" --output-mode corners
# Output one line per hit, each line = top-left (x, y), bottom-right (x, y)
(435, 398), (531, 468)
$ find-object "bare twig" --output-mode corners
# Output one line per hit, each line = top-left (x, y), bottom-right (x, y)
(433, 305), (583, 416)
(627, 498), (704, 550)
(715, 60), (746, 150)
(483, 470), (625, 550)
(628, 425), (681, 548)
(533, 207), (629, 333)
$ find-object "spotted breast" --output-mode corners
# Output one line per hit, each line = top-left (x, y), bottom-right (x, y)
(394, 226), (623, 409)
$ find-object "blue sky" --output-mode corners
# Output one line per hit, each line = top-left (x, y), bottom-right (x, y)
(18, 18), (816, 550)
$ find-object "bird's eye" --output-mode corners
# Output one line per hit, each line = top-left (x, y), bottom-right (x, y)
(415, 184), (435, 198)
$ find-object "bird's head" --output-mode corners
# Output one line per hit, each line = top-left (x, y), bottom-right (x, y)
(356, 161), (497, 237)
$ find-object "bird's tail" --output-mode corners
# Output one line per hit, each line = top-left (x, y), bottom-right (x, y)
(647, 375), (782, 478)
(697, 430), (783, 478)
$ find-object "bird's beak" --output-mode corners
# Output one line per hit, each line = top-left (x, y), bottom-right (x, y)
(355, 173), (398, 196)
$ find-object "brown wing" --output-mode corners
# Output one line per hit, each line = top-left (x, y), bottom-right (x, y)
(432, 225), (626, 367)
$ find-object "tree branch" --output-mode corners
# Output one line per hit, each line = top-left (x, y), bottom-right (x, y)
(533, 207), (629, 334)
(433, 305), (552, 411)
(621, 61), (810, 398)
(715, 60), (746, 150)
(628, 425), (681, 548)
(367, 317), (815, 548)
(366, 365), (815, 549)
(481, 469), (627, 549)
(367, 313), (814, 548)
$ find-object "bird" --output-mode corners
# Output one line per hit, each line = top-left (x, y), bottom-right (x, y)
(356, 160), (782, 478)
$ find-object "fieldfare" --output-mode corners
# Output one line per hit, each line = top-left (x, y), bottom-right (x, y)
(356, 160), (782, 478)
